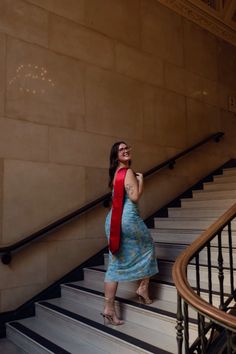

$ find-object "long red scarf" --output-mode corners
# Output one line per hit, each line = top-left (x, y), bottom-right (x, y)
(109, 167), (128, 254)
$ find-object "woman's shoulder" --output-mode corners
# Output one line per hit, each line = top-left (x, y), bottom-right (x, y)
(112, 168), (134, 187)
(125, 168), (136, 181)
(125, 168), (135, 175)
(126, 168), (136, 175)
(115, 167), (133, 177)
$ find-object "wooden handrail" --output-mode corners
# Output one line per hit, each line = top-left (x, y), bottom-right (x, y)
(0, 131), (224, 264)
(173, 203), (236, 331)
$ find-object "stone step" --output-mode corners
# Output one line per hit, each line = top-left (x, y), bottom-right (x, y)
(6, 322), (71, 354)
(7, 316), (110, 354)
(154, 242), (233, 267)
(192, 189), (236, 200)
(7, 306), (160, 354)
(180, 198), (235, 208)
(67, 277), (221, 315)
(62, 281), (180, 317)
(214, 175), (236, 183)
(167, 207), (226, 218)
(151, 229), (236, 247)
(0, 338), (26, 354)
(86, 263), (235, 294)
(203, 182), (236, 191)
(222, 168), (236, 176)
(59, 286), (181, 340)
(58, 284), (200, 351)
(33, 301), (173, 354)
(64, 280), (182, 315)
(154, 217), (236, 230)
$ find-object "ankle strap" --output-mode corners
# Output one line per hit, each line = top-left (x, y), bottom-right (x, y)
(104, 297), (115, 302)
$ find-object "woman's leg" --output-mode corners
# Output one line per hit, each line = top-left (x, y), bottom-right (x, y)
(136, 277), (152, 304)
(103, 281), (124, 325)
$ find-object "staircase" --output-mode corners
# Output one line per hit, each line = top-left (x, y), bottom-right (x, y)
(1, 167), (236, 354)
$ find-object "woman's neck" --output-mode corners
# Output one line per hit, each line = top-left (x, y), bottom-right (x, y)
(118, 162), (129, 169)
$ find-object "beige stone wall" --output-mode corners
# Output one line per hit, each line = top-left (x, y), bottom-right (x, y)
(0, 0), (236, 312)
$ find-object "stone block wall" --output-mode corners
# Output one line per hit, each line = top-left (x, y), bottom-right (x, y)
(0, 0), (236, 312)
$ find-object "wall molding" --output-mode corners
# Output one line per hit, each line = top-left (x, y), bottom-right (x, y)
(157, 0), (236, 46)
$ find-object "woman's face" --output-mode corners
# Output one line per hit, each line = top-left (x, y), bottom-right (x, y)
(117, 143), (131, 164)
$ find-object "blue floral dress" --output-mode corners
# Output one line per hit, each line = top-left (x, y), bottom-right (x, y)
(105, 192), (158, 282)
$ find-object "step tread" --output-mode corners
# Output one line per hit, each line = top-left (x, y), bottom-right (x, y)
(204, 181), (236, 186)
(37, 301), (172, 354)
(47, 297), (179, 345)
(194, 189), (236, 194)
(65, 279), (222, 305)
(170, 205), (231, 209)
(10, 317), (108, 354)
(155, 217), (220, 221)
(8, 322), (70, 354)
(150, 228), (203, 234)
(0, 338), (26, 354)
(214, 176), (236, 182)
(181, 197), (236, 202)
(62, 282), (178, 318)
(96, 261), (236, 291)
(150, 228), (230, 235)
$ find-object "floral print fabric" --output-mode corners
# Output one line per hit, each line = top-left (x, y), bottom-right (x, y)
(105, 193), (158, 282)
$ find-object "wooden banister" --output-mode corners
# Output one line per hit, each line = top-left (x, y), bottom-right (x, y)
(173, 203), (236, 331)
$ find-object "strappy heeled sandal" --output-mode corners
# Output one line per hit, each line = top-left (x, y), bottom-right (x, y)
(136, 287), (153, 304)
(136, 279), (153, 305)
(101, 297), (124, 326)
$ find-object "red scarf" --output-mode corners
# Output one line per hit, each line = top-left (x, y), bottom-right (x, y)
(109, 167), (128, 254)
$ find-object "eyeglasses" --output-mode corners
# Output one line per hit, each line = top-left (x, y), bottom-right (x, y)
(118, 146), (131, 153)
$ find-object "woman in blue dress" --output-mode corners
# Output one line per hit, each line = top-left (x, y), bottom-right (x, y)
(102, 141), (158, 325)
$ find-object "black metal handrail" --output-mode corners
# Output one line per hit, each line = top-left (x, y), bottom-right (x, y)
(0, 131), (224, 265)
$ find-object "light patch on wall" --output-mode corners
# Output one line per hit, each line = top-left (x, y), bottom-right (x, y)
(228, 95), (236, 113)
(192, 90), (203, 98)
(8, 64), (56, 95)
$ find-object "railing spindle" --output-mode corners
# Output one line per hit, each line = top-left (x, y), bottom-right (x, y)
(228, 221), (234, 294)
(176, 293), (183, 354)
(226, 329), (232, 354)
(207, 242), (213, 305)
(217, 230), (225, 309)
(231, 332), (236, 352)
(195, 253), (200, 296)
(199, 314), (207, 354)
(195, 254), (201, 339)
(183, 301), (189, 353)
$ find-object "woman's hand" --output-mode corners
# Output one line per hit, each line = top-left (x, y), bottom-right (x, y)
(135, 172), (143, 184)
(135, 172), (144, 196)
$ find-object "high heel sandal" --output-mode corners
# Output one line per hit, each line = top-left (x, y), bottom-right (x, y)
(100, 313), (124, 326)
(136, 289), (153, 305)
(101, 297), (124, 326)
(136, 280), (153, 305)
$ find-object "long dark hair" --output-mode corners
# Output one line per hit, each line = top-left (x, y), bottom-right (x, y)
(108, 141), (131, 189)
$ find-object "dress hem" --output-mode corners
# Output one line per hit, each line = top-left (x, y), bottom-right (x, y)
(104, 269), (159, 283)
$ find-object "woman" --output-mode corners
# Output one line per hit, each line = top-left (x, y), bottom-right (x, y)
(102, 141), (158, 325)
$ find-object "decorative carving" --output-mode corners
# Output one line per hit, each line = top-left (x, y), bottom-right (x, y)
(157, 0), (236, 46)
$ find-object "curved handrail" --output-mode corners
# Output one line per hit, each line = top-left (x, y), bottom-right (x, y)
(173, 202), (236, 332)
(0, 131), (224, 264)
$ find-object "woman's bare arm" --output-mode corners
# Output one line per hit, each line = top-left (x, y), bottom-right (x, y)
(135, 172), (144, 196)
(124, 169), (142, 202)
